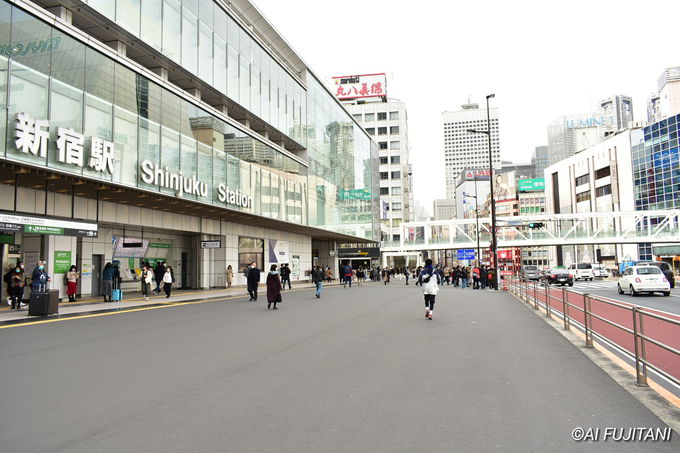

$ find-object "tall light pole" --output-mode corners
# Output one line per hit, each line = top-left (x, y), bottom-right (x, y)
(467, 93), (498, 290)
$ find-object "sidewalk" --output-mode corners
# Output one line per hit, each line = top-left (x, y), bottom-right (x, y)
(0, 281), (340, 325)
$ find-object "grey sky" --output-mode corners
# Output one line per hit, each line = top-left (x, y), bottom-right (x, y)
(252, 0), (680, 212)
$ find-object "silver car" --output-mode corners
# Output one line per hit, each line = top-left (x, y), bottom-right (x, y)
(521, 265), (541, 281)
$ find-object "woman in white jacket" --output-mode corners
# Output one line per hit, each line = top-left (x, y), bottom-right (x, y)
(141, 264), (154, 301)
(417, 259), (441, 320)
(163, 266), (175, 298)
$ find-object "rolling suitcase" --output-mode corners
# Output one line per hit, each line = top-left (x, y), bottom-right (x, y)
(111, 278), (123, 302)
(29, 284), (51, 316)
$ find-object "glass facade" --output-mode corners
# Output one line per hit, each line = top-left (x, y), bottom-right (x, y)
(84, 0), (307, 147)
(634, 113), (680, 260)
(0, 2), (379, 240)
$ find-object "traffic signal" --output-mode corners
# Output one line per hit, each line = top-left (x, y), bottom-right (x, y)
(528, 222), (544, 229)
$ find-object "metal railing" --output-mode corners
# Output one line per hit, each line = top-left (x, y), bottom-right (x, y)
(508, 277), (680, 389)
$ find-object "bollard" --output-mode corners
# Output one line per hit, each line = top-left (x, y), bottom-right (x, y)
(583, 293), (593, 348)
(533, 280), (539, 310)
(545, 282), (551, 318)
(632, 307), (648, 387)
(562, 287), (570, 330)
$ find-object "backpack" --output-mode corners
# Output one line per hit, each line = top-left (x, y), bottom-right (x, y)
(3, 270), (12, 285)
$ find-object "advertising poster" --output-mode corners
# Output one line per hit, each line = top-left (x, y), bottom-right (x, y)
(54, 251), (72, 274)
(268, 240), (290, 263)
(291, 255), (300, 278)
(112, 236), (149, 258)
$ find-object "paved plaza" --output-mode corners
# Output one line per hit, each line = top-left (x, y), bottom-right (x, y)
(0, 283), (677, 452)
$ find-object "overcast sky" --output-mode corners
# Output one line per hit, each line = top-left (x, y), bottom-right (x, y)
(252, 0), (680, 214)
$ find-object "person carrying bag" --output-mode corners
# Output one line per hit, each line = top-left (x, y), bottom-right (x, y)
(418, 259), (441, 320)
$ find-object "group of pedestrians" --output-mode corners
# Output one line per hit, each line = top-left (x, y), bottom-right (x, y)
(405, 264), (496, 290)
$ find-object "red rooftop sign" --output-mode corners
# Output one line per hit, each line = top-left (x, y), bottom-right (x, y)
(332, 73), (387, 100)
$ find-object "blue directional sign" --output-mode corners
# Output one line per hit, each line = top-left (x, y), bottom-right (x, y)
(457, 249), (476, 260)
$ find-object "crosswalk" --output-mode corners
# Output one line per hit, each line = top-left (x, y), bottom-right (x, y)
(569, 281), (617, 290)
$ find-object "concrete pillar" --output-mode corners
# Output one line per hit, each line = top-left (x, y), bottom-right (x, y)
(105, 40), (126, 57)
(150, 67), (169, 81)
(48, 6), (72, 24)
(186, 88), (201, 100)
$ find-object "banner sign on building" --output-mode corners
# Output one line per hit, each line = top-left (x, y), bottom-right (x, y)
(0, 212), (98, 237)
(200, 240), (222, 249)
(518, 178), (545, 192)
(332, 73), (387, 100)
(462, 169), (491, 181)
(268, 240), (290, 263)
(338, 188), (372, 201)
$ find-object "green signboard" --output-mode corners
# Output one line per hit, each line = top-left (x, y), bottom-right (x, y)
(54, 251), (72, 274)
(25, 225), (64, 235)
(128, 258), (136, 270)
(149, 242), (172, 248)
(518, 178), (545, 192)
(0, 233), (14, 244)
(337, 188), (372, 201)
(140, 258), (166, 268)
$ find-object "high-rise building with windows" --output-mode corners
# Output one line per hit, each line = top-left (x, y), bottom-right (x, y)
(443, 102), (500, 200)
(335, 75), (412, 243)
(531, 146), (549, 179)
(0, 0), (379, 297)
(647, 66), (680, 123)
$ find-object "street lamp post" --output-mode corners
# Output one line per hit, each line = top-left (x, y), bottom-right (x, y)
(467, 93), (498, 290)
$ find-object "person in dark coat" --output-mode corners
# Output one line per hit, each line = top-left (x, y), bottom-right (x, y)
(266, 264), (282, 309)
(280, 263), (292, 290)
(247, 261), (261, 301)
(153, 261), (166, 294)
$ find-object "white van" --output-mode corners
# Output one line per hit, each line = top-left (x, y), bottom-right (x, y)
(568, 263), (594, 281)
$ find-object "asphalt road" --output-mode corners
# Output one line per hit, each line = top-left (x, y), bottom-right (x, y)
(559, 280), (680, 315)
(0, 283), (677, 452)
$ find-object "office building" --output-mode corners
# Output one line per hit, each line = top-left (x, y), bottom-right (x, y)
(547, 95), (633, 166)
(443, 102), (500, 199)
(531, 146), (549, 179)
(647, 66), (680, 123)
(432, 199), (456, 221)
(0, 0), (379, 298)
(337, 75), (412, 243)
(544, 129), (640, 267)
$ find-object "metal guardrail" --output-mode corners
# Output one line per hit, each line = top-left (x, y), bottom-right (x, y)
(508, 277), (680, 388)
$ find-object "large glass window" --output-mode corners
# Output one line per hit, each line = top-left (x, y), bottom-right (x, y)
(238, 237), (264, 274)
(181, 4), (198, 74)
(162, 0), (181, 62)
(117, 0), (141, 37)
(141, 0), (163, 51)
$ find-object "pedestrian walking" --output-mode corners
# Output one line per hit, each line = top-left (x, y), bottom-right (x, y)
(342, 264), (353, 288)
(247, 261), (261, 301)
(418, 259), (441, 320)
(153, 261), (165, 294)
(140, 264), (153, 301)
(480, 266), (488, 290)
(266, 264), (282, 309)
(312, 265), (324, 298)
(226, 265), (234, 290)
(66, 265), (80, 302)
(325, 267), (333, 282)
(163, 265), (175, 298)
(10, 266), (26, 309)
(404, 267), (410, 285)
(4, 265), (14, 306)
(356, 268), (365, 286)
(280, 263), (292, 290)
(382, 267), (390, 285)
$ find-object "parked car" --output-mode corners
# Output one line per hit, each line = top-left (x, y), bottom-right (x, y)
(568, 263), (594, 281)
(541, 268), (574, 286)
(591, 263), (610, 278)
(635, 261), (675, 288)
(521, 265), (541, 281)
(617, 265), (670, 297)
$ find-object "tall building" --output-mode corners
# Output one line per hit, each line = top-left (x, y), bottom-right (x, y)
(0, 0), (379, 296)
(547, 95), (633, 166)
(647, 66), (680, 123)
(531, 146), (549, 179)
(443, 102), (500, 199)
(600, 95), (634, 133)
(432, 199), (457, 220)
(335, 74), (412, 242)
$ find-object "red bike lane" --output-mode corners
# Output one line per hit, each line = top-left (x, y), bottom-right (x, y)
(516, 281), (680, 385)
